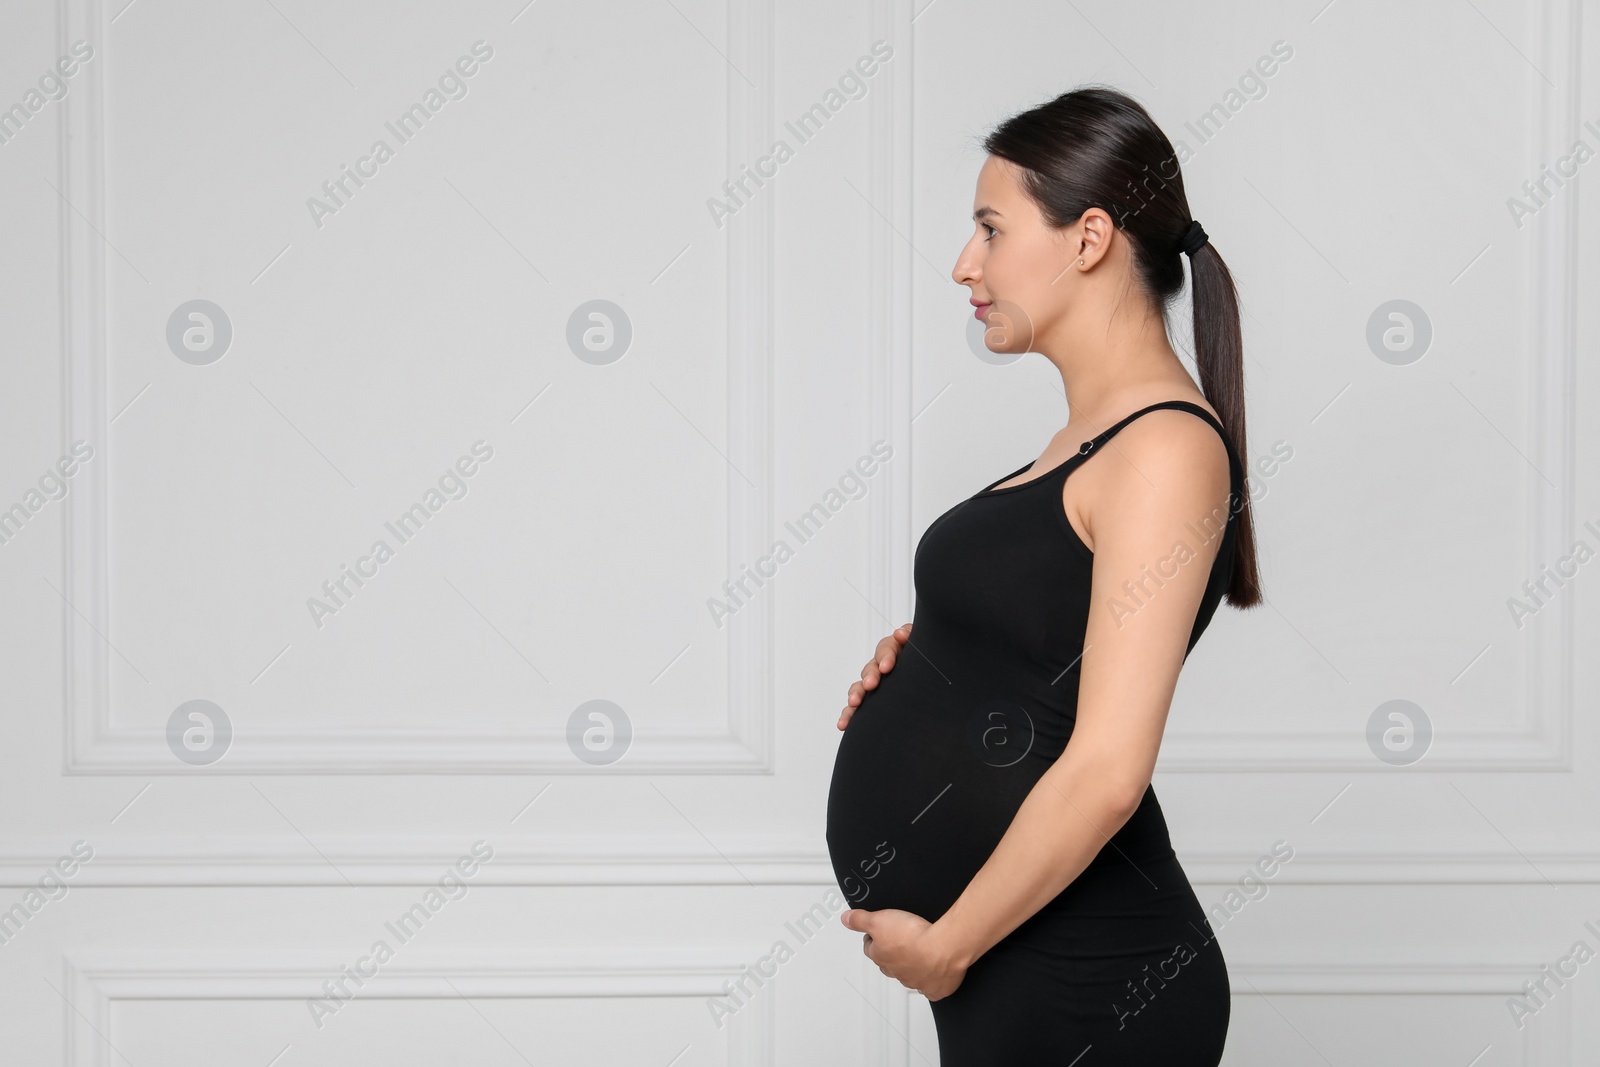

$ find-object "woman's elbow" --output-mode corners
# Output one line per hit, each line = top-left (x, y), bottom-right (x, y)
(1102, 778), (1147, 821)
(1052, 747), (1150, 821)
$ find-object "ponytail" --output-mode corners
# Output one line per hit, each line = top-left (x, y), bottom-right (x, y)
(1187, 241), (1261, 607)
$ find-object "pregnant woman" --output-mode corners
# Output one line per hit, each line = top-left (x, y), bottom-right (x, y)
(825, 86), (1261, 1065)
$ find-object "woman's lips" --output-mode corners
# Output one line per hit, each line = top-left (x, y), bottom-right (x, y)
(973, 302), (992, 320)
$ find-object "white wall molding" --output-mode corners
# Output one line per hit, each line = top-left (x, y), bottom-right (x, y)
(1228, 962), (1572, 1063)
(58, 0), (779, 775)
(877, 0), (1581, 772)
(1230, 961), (1552, 994)
(866, 0), (917, 631)
(870, 961), (1570, 1064)
(10, 835), (1600, 886)
(63, 947), (773, 1066)
(1117, 0), (1576, 771)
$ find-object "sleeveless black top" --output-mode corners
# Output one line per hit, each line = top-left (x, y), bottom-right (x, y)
(825, 399), (1243, 1064)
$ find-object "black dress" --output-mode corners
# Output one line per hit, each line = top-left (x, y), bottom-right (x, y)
(826, 399), (1241, 1065)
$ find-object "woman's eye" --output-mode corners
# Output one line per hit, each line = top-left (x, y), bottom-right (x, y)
(982, 223), (997, 241)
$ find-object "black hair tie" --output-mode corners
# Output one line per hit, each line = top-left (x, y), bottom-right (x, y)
(1177, 219), (1209, 257)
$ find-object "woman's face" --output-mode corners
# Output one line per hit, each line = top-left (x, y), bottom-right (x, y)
(951, 155), (1082, 357)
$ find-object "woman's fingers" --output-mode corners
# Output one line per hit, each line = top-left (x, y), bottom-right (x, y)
(837, 625), (913, 731)
(879, 624), (911, 668)
(869, 624), (913, 677)
(838, 681), (864, 730)
(838, 657), (883, 730)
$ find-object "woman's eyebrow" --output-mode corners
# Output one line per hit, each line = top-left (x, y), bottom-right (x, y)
(973, 206), (1003, 221)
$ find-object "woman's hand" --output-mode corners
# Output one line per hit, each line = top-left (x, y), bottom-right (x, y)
(838, 624), (912, 730)
(841, 906), (967, 1001)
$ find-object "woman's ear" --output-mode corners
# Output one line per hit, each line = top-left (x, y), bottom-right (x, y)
(1075, 206), (1115, 269)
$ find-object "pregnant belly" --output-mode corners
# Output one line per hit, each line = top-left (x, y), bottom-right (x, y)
(825, 653), (1054, 922)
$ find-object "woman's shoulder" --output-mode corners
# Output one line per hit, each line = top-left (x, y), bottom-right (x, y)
(1095, 405), (1229, 479)
(1062, 394), (1234, 554)
(1075, 389), (1228, 458)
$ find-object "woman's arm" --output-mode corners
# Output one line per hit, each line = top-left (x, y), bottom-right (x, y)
(845, 412), (1233, 995)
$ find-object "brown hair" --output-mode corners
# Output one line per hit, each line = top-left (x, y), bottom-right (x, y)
(983, 85), (1262, 607)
